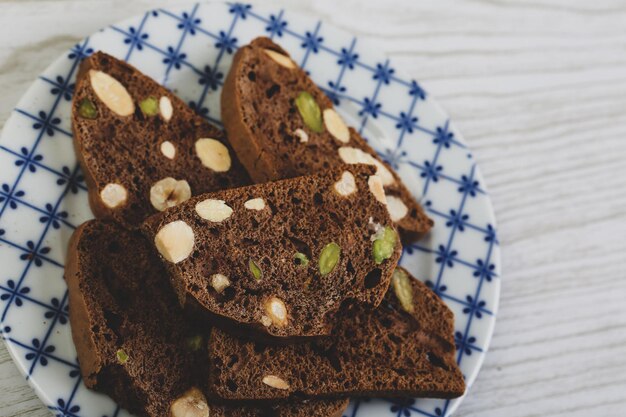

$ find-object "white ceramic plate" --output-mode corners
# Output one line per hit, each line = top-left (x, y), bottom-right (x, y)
(0, 3), (500, 417)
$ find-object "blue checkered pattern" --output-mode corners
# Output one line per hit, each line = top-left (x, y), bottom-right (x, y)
(0, 3), (500, 417)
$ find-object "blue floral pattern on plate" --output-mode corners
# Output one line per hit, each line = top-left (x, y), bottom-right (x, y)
(0, 3), (500, 417)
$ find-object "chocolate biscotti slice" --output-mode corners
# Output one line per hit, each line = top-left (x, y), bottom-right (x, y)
(221, 37), (432, 242)
(221, 399), (349, 417)
(142, 166), (402, 339)
(72, 51), (249, 228)
(207, 267), (465, 402)
(65, 220), (348, 417)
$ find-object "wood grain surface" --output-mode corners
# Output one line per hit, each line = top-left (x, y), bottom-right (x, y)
(1, 0), (626, 416)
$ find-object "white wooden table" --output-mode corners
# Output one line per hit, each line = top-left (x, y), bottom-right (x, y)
(1, 0), (626, 416)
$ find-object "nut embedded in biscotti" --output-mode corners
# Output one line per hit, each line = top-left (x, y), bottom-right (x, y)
(160, 96), (173, 121)
(160, 141), (176, 159)
(100, 183), (128, 209)
(244, 197), (266, 211)
(367, 175), (387, 205)
(249, 259), (263, 281)
(294, 252), (309, 268)
(386, 195), (409, 222)
(323, 109), (350, 143)
(264, 297), (288, 327)
(88, 70), (135, 116)
(116, 348), (129, 364)
(211, 273), (231, 293)
(150, 177), (191, 211)
(294, 128), (309, 143)
(154, 220), (195, 264)
(264, 48), (296, 69)
(372, 226), (398, 265)
(195, 199), (233, 222)
(262, 375), (290, 390)
(296, 91), (324, 133)
(338, 147), (395, 186)
(333, 171), (357, 196)
(170, 387), (210, 417)
(195, 138), (232, 172)
(78, 98), (98, 119)
(319, 242), (341, 276)
(372, 159), (394, 186)
(139, 96), (159, 116)
(392, 268), (414, 313)
(368, 216), (383, 236)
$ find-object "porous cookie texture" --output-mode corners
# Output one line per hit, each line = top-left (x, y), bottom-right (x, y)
(221, 37), (433, 242)
(72, 51), (249, 228)
(64, 220), (348, 417)
(142, 167), (402, 339)
(207, 267), (465, 402)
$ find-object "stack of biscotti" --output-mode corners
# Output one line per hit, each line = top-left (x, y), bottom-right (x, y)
(68, 52), (350, 416)
(65, 220), (348, 417)
(140, 169), (465, 405)
(67, 38), (465, 417)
